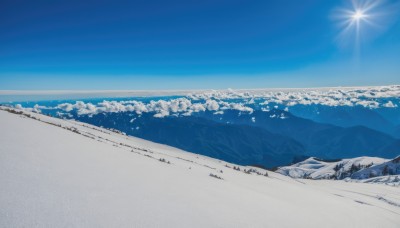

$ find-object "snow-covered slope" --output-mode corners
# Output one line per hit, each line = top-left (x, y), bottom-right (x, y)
(277, 156), (400, 186)
(351, 157), (400, 179)
(1, 107), (400, 228)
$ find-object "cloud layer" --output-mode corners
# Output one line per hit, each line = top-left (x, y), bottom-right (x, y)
(14, 85), (400, 117)
(52, 98), (253, 117)
(189, 85), (400, 108)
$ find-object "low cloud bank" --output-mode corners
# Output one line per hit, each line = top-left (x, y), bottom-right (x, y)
(52, 98), (252, 117)
(14, 85), (399, 117)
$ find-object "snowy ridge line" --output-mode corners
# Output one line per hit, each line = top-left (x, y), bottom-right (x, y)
(0, 106), (269, 179)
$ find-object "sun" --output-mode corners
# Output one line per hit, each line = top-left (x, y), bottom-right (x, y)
(333, 0), (382, 47)
(352, 10), (366, 21)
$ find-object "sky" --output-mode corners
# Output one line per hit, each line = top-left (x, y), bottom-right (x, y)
(0, 0), (399, 90)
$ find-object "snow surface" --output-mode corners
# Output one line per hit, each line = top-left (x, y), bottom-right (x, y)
(1, 107), (400, 228)
(277, 157), (389, 179)
(277, 157), (400, 187)
(351, 157), (400, 180)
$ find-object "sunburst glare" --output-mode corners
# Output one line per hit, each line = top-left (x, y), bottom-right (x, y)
(333, 0), (385, 49)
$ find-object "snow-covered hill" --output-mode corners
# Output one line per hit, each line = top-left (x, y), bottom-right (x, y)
(1, 107), (400, 227)
(277, 156), (400, 185)
(351, 157), (400, 179)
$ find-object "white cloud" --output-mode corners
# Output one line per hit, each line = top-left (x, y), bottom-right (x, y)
(16, 86), (400, 118)
(205, 99), (219, 111)
(14, 104), (42, 113)
(188, 85), (400, 109)
(382, 101), (397, 108)
(47, 97), (255, 118)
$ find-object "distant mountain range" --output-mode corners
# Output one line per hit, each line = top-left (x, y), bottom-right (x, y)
(395, 125), (400, 138)
(75, 109), (399, 168)
(289, 105), (400, 137)
(199, 109), (399, 158)
(78, 112), (304, 167)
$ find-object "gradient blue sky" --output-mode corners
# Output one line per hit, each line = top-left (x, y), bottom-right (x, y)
(1, 0), (399, 90)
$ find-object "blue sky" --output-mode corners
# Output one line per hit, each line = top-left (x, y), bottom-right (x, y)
(0, 0), (399, 90)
